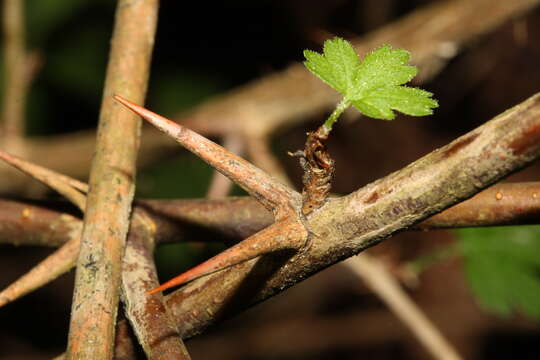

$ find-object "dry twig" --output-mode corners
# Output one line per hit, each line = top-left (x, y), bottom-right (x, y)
(344, 255), (462, 360)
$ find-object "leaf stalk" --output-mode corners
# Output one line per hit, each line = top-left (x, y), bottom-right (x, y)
(323, 98), (350, 133)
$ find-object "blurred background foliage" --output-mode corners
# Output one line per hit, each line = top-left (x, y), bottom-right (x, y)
(1, 0), (540, 359)
(458, 226), (540, 320)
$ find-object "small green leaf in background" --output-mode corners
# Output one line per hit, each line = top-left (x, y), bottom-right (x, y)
(303, 38), (438, 120)
(457, 226), (540, 320)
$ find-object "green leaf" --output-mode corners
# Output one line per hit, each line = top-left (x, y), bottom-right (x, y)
(457, 226), (540, 320)
(353, 45), (417, 97)
(303, 37), (361, 97)
(303, 38), (438, 121)
(351, 86), (438, 120)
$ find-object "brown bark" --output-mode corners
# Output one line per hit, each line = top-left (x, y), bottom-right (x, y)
(418, 182), (540, 228)
(66, 1), (159, 359)
(121, 210), (191, 359)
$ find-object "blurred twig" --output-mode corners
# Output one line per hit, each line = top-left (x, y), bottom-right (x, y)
(177, 0), (540, 136)
(344, 255), (462, 360)
(186, 303), (540, 359)
(245, 134), (292, 186)
(1, 0), (41, 155)
(2, 0), (26, 152)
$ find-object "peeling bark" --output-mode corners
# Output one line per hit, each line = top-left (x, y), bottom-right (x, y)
(122, 211), (190, 359)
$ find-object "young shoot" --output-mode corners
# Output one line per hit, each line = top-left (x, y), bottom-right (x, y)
(303, 37), (438, 133)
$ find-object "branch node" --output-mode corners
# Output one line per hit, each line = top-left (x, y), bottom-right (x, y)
(292, 126), (335, 215)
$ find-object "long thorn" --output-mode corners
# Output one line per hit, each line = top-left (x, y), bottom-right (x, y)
(0, 150), (87, 210)
(148, 217), (306, 294)
(113, 95), (300, 218)
(0, 151), (87, 307)
(0, 237), (79, 307)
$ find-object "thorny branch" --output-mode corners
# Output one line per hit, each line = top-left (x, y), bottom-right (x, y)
(0, 144), (189, 358)
(114, 95), (307, 295)
(33, 92), (530, 343)
(11, 92), (539, 358)
(3, 181), (540, 250)
(5, 154), (537, 358)
(157, 93), (540, 340)
(2, 178), (540, 307)
(258, 122), (460, 359)
(1, 1), (540, 358)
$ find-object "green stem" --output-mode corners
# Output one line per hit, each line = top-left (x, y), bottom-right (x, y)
(323, 98), (350, 132)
